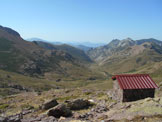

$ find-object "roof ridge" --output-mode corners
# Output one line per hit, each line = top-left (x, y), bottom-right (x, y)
(115, 74), (149, 76)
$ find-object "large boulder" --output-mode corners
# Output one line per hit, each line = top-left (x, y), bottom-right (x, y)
(42, 99), (58, 110)
(67, 99), (92, 110)
(47, 104), (72, 118)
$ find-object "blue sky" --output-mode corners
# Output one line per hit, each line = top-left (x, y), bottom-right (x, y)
(0, 0), (162, 43)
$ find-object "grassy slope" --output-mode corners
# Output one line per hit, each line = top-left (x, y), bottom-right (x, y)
(0, 66), (109, 97)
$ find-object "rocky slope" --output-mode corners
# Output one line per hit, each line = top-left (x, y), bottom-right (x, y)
(0, 86), (162, 122)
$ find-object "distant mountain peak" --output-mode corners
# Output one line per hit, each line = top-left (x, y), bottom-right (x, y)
(121, 38), (134, 42)
(107, 38), (135, 48)
(108, 39), (120, 48)
(125, 37), (133, 40)
(111, 39), (120, 42)
(0, 25), (20, 37)
(118, 38), (135, 47)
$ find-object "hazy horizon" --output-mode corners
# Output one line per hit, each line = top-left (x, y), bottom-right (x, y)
(1, 0), (162, 43)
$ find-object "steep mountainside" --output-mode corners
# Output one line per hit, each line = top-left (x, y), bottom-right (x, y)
(0, 25), (93, 77)
(33, 41), (92, 63)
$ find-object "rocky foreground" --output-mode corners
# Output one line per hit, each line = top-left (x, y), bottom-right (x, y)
(0, 89), (162, 122)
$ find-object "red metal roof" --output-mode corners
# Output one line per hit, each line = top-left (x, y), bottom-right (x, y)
(112, 74), (158, 89)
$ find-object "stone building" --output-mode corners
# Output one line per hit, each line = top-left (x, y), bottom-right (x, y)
(112, 74), (158, 102)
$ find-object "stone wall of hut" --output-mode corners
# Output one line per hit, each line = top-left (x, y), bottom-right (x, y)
(123, 89), (155, 102)
(113, 80), (123, 102)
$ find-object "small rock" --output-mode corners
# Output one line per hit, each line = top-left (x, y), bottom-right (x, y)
(6, 114), (22, 122)
(69, 120), (87, 122)
(108, 102), (117, 108)
(144, 97), (152, 102)
(47, 104), (72, 118)
(22, 110), (33, 115)
(88, 77), (96, 80)
(88, 99), (95, 103)
(56, 79), (61, 82)
(41, 116), (57, 122)
(56, 86), (60, 89)
(123, 104), (131, 109)
(58, 116), (66, 121)
(153, 97), (160, 103)
(37, 91), (42, 95)
(97, 114), (108, 120)
(6, 75), (11, 78)
(42, 99), (58, 110)
(73, 112), (93, 120)
(91, 105), (109, 113)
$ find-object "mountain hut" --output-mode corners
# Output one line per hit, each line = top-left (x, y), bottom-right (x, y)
(112, 74), (158, 102)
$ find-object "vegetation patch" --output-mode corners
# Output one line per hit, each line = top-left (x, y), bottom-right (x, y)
(0, 103), (9, 110)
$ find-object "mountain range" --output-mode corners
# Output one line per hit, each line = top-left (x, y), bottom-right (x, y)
(26, 38), (105, 51)
(87, 38), (162, 83)
(87, 38), (162, 63)
(27, 34), (162, 84)
(1, 25), (162, 96)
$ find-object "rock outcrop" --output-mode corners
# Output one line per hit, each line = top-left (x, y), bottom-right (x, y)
(42, 99), (58, 110)
(67, 99), (92, 110)
(47, 104), (72, 118)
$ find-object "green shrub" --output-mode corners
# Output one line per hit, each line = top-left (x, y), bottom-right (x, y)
(0, 103), (9, 110)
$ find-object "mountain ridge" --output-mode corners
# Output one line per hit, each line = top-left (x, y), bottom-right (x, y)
(33, 41), (92, 63)
(87, 38), (162, 83)
(87, 38), (162, 62)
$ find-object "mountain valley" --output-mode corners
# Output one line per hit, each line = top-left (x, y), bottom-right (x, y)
(0, 25), (162, 121)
